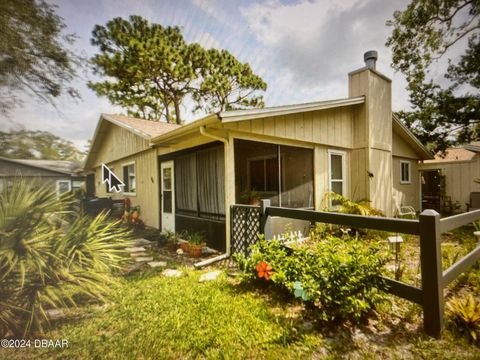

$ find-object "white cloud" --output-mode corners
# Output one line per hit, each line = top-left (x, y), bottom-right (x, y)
(241, 0), (412, 109)
(193, 31), (221, 49)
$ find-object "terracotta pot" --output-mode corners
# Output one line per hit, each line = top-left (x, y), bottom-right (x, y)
(249, 197), (261, 206)
(188, 243), (205, 258)
(179, 242), (189, 252)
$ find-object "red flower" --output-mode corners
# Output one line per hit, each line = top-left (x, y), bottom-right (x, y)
(256, 261), (273, 280)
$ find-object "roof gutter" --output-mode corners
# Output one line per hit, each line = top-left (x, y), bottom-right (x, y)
(194, 125), (231, 268)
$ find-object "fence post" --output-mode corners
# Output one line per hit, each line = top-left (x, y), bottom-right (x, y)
(419, 209), (444, 338)
(260, 199), (271, 234)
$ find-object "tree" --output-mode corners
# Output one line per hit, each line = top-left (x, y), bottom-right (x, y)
(0, 0), (79, 113)
(387, 0), (480, 152)
(89, 16), (267, 124)
(194, 49), (267, 112)
(0, 129), (84, 161)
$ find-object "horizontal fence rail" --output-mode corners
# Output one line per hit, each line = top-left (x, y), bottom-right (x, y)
(265, 206), (421, 235)
(381, 277), (423, 305)
(443, 246), (480, 287)
(440, 208), (480, 233)
(231, 200), (480, 338)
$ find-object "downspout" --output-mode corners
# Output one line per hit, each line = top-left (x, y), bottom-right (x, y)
(194, 125), (231, 268)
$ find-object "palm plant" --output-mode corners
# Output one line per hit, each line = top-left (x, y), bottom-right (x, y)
(0, 179), (133, 337)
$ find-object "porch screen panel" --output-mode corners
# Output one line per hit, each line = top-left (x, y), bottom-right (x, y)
(197, 146), (225, 215)
(175, 153), (197, 214)
(280, 146), (314, 208)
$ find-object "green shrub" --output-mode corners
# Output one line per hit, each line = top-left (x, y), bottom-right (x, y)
(236, 234), (388, 322)
(0, 180), (133, 337)
(447, 294), (480, 343)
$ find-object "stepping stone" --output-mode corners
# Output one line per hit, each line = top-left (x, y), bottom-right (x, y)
(133, 238), (153, 247)
(148, 261), (167, 268)
(199, 270), (222, 282)
(135, 256), (154, 263)
(130, 252), (149, 258)
(162, 269), (182, 277)
(126, 246), (146, 253)
(45, 309), (64, 320)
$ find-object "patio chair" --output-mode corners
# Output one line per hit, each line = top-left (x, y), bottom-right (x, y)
(396, 205), (416, 219)
(466, 192), (480, 212)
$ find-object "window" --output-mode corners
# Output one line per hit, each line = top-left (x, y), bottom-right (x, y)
(328, 150), (346, 203)
(234, 140), (314, 208)
(122, 163), (136, 194)
(56, 180), (71, 197)
(175, 146), (225, 218)
(248, 156), (279, 193)
(400, 161), (411, 184)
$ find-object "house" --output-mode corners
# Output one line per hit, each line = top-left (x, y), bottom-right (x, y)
(419, 142), (480, 212)
(83, 51), (432, 252)
(0, 157), (84, 196)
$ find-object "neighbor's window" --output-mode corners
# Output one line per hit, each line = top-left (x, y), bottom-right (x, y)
(329, 150), (345, 197)
(400, 161), (411, 184)
(56, 180), (71, 197)
(123, 163), (136, 193)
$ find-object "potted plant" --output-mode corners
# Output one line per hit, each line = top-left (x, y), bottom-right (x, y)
(188, 232), (206, 258)
(241, 190), (261, 206)
(164, 231), (178, 251)
(178, 231), (190, 252)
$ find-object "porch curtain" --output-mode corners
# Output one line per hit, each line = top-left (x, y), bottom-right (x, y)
(175, 153), (197, 213)
(197, 147), (225, 215)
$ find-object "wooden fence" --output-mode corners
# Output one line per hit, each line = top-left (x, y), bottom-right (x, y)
(231, 200), (480, 338)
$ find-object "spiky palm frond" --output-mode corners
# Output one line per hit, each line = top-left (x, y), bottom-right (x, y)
(0, 179), (133, 337)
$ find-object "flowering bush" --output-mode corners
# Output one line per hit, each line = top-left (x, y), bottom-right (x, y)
(235, 234), (388, 322)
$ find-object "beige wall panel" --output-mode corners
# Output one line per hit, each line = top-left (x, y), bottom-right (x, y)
(392, 132), (418, 159)
(251, 117), (264, 134)
(237, 119), (251, 133)
(349, 148), (368, 201)
(314, 145), (328, 210)
(392, 157), (420, 211)
(94, 149), (159, 228)
(419, 156), (480, 211)
(263, 117), (276, 137)
(370, 149), (393, 216)
(222, 108), (354, 149)
(274, 116), (286, 138)
(92, 123), (150, 168)
(303, 112), (313, 142)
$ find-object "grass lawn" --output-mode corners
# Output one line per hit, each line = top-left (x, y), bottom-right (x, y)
(3, 265), (479, 360)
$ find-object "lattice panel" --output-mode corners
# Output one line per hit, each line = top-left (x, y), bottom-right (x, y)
(231, 205), (261, 256)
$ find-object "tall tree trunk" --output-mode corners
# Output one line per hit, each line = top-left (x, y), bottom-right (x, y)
(174, 98), (182, 125)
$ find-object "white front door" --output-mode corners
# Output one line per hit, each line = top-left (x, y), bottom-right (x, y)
(161, 160), (175, 232)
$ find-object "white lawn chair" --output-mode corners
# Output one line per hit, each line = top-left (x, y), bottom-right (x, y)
(396, 206), (416, 219)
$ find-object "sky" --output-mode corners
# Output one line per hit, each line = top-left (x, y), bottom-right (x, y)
(1, 0), (417, 151)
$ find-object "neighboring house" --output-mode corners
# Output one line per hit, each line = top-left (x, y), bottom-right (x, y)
(0, 157), (84, 196)
(83, 51), (432, 252)
(419, 142), (480, 212)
